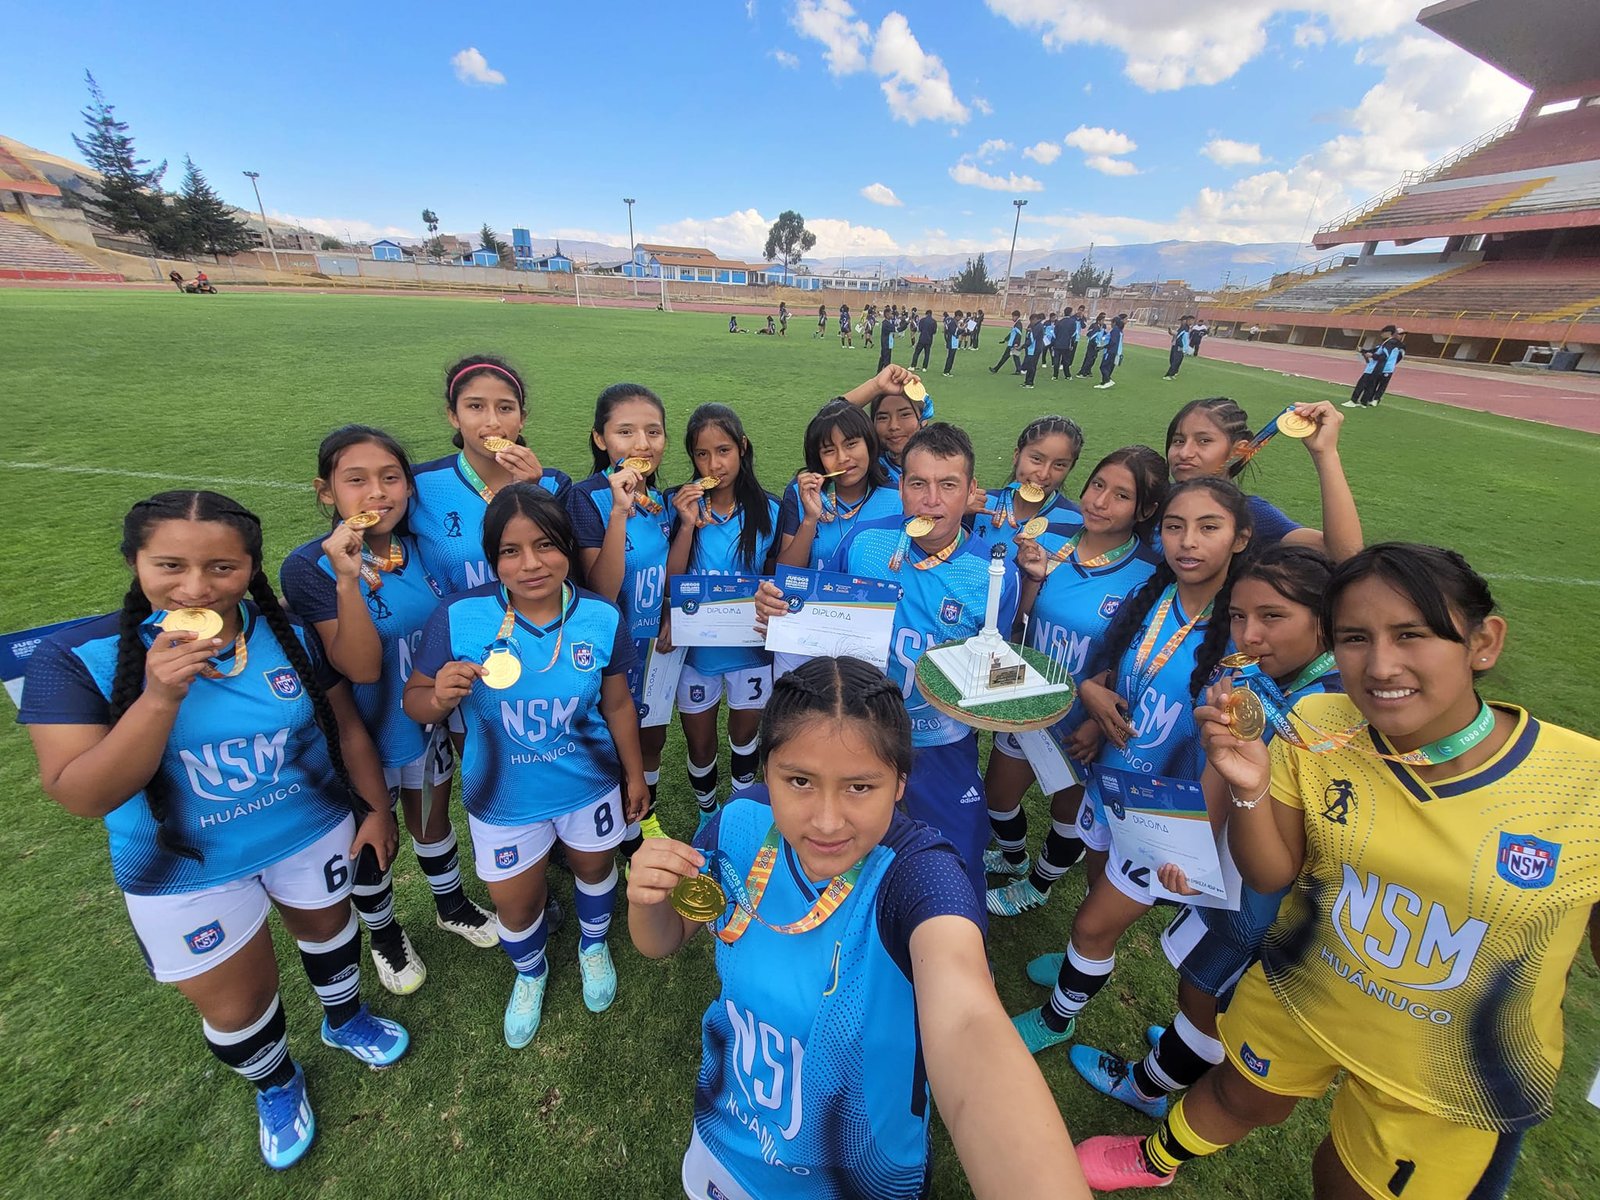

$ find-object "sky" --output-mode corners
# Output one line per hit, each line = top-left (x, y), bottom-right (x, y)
(8, 1), (1530, 265)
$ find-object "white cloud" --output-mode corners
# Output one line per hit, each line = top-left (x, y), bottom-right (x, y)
(972, 96), (994, 115)
(792, 0), (870, 75)
(976, 138), (1013, 161)
(985, 0), (1415, 91)
(1085, 154), (1140, 176)
(949, 160), (1045, 191)
(1023, 140), (1062, 164)
(647, 208), (896, 259)
(450, 47), (505, 86)
(1064, 124), (1137, 156)
(1201, 138), (1264, 166)
(860, 182), (904, 206)
(872, 13), (970, 124)
(267, 211), (414, 242)
(770, 49), (801, 68)
(1293, 20), (1327, 48)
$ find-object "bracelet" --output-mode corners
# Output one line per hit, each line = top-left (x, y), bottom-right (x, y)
(1230, 783), (1270, 810)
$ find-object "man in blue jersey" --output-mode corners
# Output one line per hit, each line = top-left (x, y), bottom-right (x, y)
(756, 422), (1018, 918)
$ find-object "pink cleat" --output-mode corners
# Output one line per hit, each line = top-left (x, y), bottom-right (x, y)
(1076, 1135), (1176, 1191)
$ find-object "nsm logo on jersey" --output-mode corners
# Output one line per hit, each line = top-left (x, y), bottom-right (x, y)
(180, 727), (294, 819)
(724, 1003), (810, 1174)
(500, 696), (581, 758)
(1497, 833), (1560, 889)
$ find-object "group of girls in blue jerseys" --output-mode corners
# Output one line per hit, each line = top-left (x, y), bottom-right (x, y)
(22, 346), (1598, 1200)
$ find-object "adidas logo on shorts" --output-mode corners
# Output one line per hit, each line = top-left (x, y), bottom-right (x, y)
(960, 786), (982, 805)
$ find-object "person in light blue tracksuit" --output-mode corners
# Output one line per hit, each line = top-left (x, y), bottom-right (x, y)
(1163, 316), (1193, 380)
(1093, 314), (1127, 389)
(1345, 324), (1406, 408)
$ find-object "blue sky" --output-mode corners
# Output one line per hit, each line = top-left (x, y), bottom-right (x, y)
(8, 1), (1526, 263)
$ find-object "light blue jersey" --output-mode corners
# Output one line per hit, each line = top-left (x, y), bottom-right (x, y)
(1025, 529), (1159, 681)
(567, 471), (672, 639)
(670, 489), (780, 675)
(690, 792), (982, 1200)
(829, 518), (1019, 748)
(410, 453), (572, 595)
(414, 584), (631, 826)
(969, 488), (1083, 567)
(18, 606), (352, 896)
(877, 454), (903, 485)
(280, 533), (441, 769)
(777, 479), (902, 570)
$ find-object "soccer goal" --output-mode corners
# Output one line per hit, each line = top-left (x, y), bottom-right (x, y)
(574, 272), (671, 311)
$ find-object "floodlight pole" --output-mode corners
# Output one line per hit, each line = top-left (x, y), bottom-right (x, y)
(624, 197), (637, 295)
(242, 171), (281, 273)
(1001, 198), (1026, 314)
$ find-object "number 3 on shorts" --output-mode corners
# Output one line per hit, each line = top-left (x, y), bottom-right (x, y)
(746, 675), (763, 700)
(323, 854), (350, 893)
(594, 801), (615, 839)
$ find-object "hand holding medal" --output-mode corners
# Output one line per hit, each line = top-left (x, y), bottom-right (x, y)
(321, 521), (366, 582)
(487, 436), (544, 485)
(146, 614), (227, 702)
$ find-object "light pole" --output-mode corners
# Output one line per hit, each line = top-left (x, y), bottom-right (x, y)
(242, 171), (281, 273)
(623, 197), (637, 295)
(1001, 198), (1027, 314)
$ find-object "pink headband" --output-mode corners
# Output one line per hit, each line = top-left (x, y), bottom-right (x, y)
(449, 362), (524, 404)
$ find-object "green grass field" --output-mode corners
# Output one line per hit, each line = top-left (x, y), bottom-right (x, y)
(2, 289), (1596, 1199)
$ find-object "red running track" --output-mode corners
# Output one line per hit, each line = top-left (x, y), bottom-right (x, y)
(1121, 327), (1600, 435)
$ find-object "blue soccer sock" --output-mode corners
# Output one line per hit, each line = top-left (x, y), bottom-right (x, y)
(574, 865), (618, 950)
(498, 912), (548, 979)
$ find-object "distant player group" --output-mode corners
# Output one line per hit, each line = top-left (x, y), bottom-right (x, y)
(18, 343), (1597, 1200)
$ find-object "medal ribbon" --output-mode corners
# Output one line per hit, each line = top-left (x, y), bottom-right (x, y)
(1043, 533), (1137, 578)
(819, 480), (868, 525)
(711, 827), (863, 945)
(489, 583), (568, 674)
(457, 451), (496, 502)
(1227, 406), (1299, 470)
(357, 537), (404, 591)
(199, 630), (249, 679)
(1285, 699), (1497, 766)
(699, 494), (737, 525)
(1126, 585), (1211, 698)
(609, 461), (663, 515)
(890, 526), (963, 572)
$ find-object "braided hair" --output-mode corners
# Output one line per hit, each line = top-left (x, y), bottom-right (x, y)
(110, 492), (366, 861)
(1166, 397), (1253, 480)
(758, 656), (913, 781)
(1086, 477), (1255, 697)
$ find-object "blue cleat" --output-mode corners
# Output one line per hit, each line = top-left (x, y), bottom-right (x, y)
(256, 1061), (314, 1170)
(983, 847), (1031, 877)
(989, 877), (1049, 917)
(320, 1005), (409, 1069)
(1026, 951), (1065, 988)
(504, 971), (547, 1049)
(1012, 1007), (1075, 1055)
(1070, 1043), (1171, 1120)
(579, 943), (618, 1013)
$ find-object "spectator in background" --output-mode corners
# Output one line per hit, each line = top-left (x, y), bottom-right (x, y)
(991, 311), (1025, 375)
(1021, 312), (1046, 389)
(1248, 322), (1261, 341)
(1077, 312), (1108, 378)
(943, 310), (964, 376)
(778, 301), (789, 336)
(1092, 314), (1127, 389)
(1190, 318), (1209, 357)
(1345, 325), (1406, 408)
(912, 309), (937, 370)
(1163, 315), (1194, 380)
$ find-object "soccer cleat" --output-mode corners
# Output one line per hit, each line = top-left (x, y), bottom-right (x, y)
(1026, 951), (1065, 988)
(1013, 1007), (1075, 1055)
(983, 847), (1031, 877)
(988, 877), (1049, 917)
(1070, 1044), (1171, 1119)
(504, 971), (548, 1049)
(256, 1061), (315, 1170)
(369, 929), (427, 995)
(436, 899), (500, 948)
(1341, 400), (1363, 408)
(637, 812), (667, 840)
(1076, 1135), (1176, 1191)
(1147, 1024), (1166, 1049)
(320, 1005), (409, 1069)
(578, 943), (618, 1013)
(695, 808), (717, 840)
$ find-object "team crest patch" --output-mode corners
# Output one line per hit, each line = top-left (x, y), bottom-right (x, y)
(1498, 833), (1560, 889)
(1320, 780), (1353, 825)
(1239, 1042), (1271, 1078)
(1099, 595), (1123, 620)
(184, 920), (226, 955)
(689, 684), (706, 704)
(939, 596), (963, 625)
(494, 845), (519, 870)
(264, 668), (303, 700)
(571, 641), (595, 670)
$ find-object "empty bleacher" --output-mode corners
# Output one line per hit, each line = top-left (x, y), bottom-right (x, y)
(1251, 258), (1463, 312)
(0, 214), (121, 280)
(1339, 179), (1540, 235)
(1362, 258), (1600, 320)
(1436, 105), (1600, 180)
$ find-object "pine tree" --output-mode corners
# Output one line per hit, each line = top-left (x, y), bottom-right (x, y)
(71, 71), (168, 241)
(1068, 254), (1115, 296)
(952, 252), (998, 294)
(178, 156), (253, 258)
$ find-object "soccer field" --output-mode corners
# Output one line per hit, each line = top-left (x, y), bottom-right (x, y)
(2, 289), (1596, 1199)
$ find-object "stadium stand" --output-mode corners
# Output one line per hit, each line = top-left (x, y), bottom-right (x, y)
(1202, 0), (1600, 370)
(0, 214), (121, 282)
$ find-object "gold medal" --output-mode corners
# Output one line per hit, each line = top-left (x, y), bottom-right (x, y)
(1017, 482), (1046, 503)
(1019, 516), (1049, 540)
(903, 379), (927, 403)
(1276, 411), (1316, 439)
(1219, 652), (1260, 669)
(1226, 688), (1268, 741)
(670, 873), (728, 923)
(483, 436), (515, 453)
(905, 515), (936, 538)
(621, 457), (653, 474)
(481, 649), (523, 690)
(820, 469), (849, 479)
(344, 510), (381, 530)
(161, 607), (224, 639)
(697, 476), (720, 490)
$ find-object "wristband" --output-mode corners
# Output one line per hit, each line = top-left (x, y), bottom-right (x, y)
(1230, 783), (1270, 810)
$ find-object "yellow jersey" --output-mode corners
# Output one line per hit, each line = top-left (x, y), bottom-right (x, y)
(1264, 694), (1600, 1130)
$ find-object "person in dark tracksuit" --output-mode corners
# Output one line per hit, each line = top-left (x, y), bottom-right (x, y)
(1050, 312), (1073, 378)
(877, 308), (896, 372)
(912, 311), (936, 370)
(1021, 313), (1045, 388)
(1077, 313), (1107, 377)
(1059, 307), (1085, 378)
(1344, 325), (1406, 408)
(1092, 314), (1127, 389)
(991, 312), (1024, 374)
(1163, 315), (1193, 380)
(943, 311), (963, 376)
(1189, 319), (1208, 357)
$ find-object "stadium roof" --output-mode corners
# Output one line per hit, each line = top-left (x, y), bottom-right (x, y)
(1418, 0), (1600, 90)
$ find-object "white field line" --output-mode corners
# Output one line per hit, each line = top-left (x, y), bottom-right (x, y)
(1, 461), (303, 491)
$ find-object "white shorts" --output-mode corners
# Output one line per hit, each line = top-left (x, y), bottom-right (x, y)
(992, 731), (1027, 760)
(383, 725), (455, 794)
(677, 663), (771, 714)
(468, 787), (626, 881)
(124, 814), (356, 983)
(1077, 776), (1112, 852)
(681, 1128), (756, 1200)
